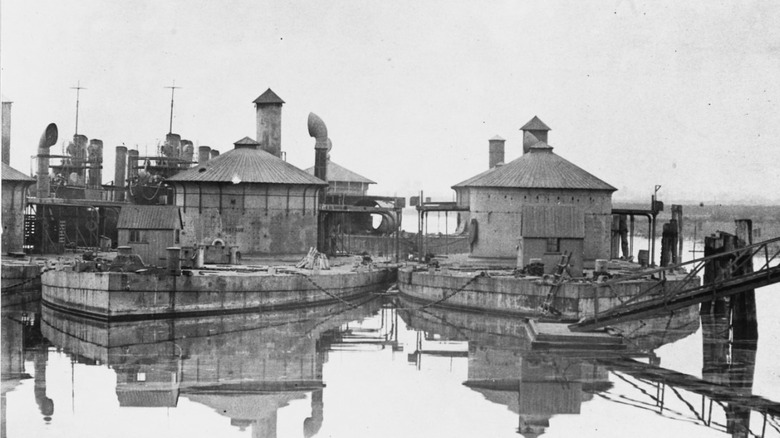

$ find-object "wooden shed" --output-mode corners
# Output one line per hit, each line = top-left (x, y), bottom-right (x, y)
(117, 205), (182, 266)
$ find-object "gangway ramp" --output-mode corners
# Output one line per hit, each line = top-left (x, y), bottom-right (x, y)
(571, 236), (780, 332)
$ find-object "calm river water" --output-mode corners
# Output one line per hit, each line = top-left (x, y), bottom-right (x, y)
(3, 245), (779, 437)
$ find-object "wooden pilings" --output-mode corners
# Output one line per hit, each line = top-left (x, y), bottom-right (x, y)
(699, 220), (758, 343)
(732, 219), (758, 344)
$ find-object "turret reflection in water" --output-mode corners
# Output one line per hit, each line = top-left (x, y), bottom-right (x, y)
(396, 295), (778, 437)
(40, 297), (383, 438)
(397, 301), (613, 437)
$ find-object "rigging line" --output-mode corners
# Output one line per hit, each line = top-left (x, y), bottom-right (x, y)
(666, 384), (707, 424)
(594, 393), (704, 426)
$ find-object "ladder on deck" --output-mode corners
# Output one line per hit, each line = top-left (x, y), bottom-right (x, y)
(539, 251), (572, 317)
(570, 236), (780, 332)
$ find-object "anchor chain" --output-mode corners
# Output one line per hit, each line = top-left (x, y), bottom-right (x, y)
(417, 271), (486, 310)
(1, 273), (44, 291)
(292, 272), (361, 309)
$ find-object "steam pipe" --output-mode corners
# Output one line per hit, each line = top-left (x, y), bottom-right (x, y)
(308, 112), (330, 184)
(36, 123), (58, 198)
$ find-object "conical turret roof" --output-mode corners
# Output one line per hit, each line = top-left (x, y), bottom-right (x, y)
(453, 142), (615, 191)
(168, 141), (325, 185)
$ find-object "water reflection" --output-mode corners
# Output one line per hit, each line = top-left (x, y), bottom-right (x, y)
(397, 297), (779, 437)
(38, 297), (383, 438)
(2, 294), (780, 437)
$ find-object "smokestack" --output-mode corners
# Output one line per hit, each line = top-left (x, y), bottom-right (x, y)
(520, 116), (551, 154)
(165, 133), (182, 158)
(36, 123), (58, 198)
(87, 139), (103, 188)
(180, 140), (194, 166)
(253, 88), (285, 158)
(114, 146), (127, 201)
(73, 134), (88, 178)
(488, 135), (505, 169)
(210, 149), (220, 160)
(198, 146), (211, 165)
(2, 100), (11, 165)
(308, 113), (330, 183)
(127, 149), (139, 180)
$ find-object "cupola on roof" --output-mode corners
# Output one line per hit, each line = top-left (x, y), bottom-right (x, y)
(520, 116), (551, 131)
(253, 88), (285, 105)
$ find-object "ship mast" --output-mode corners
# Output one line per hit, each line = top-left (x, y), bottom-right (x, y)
(165, 81), (181, 134)
(70, 81), (86, 136)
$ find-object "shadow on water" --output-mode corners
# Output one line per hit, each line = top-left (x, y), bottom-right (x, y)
(3, 290), (780, 437)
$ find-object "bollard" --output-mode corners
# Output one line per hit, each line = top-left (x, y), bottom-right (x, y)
(167, 247), (182, 276)
(229, 246), (240, 264)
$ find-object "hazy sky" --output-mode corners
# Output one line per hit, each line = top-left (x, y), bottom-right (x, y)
(2, 0), (778, 204)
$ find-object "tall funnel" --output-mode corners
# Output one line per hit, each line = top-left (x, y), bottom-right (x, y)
(198, 146), (211, 165)
(114, 146), (127, 201)
(87, 139), (103, 188)
(36, 123), (59, 198)
(127, 149), (139, 180)
(180, 140), (194, 168)
(73, 134), (88, 179)
(254, 88), (284, 158)
(2, 100), (11, 165)
(488, 136), (505, 169)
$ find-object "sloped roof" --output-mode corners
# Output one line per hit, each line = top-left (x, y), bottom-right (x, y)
(520, 116), (551, 131)
(253, 88), (285, 105)
(233, 136), (260, 146)
(452, 142), (616, 191)
(168, 145), (326, 186)
(452, 166), (498, 189)
(1, 162), (35, 182)
(304, 160), (376, 184)
(117, 205), (182, 230)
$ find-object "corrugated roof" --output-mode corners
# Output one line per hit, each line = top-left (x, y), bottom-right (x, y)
(452, 142), (616, 191)
(168, 146), (326, 185)
(304, 160), (376, 184)
(2, 162), (35, 182)
(520, 116), (551, 131)
(253, 88), (285, 105)
(117, 205), (181, 229)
